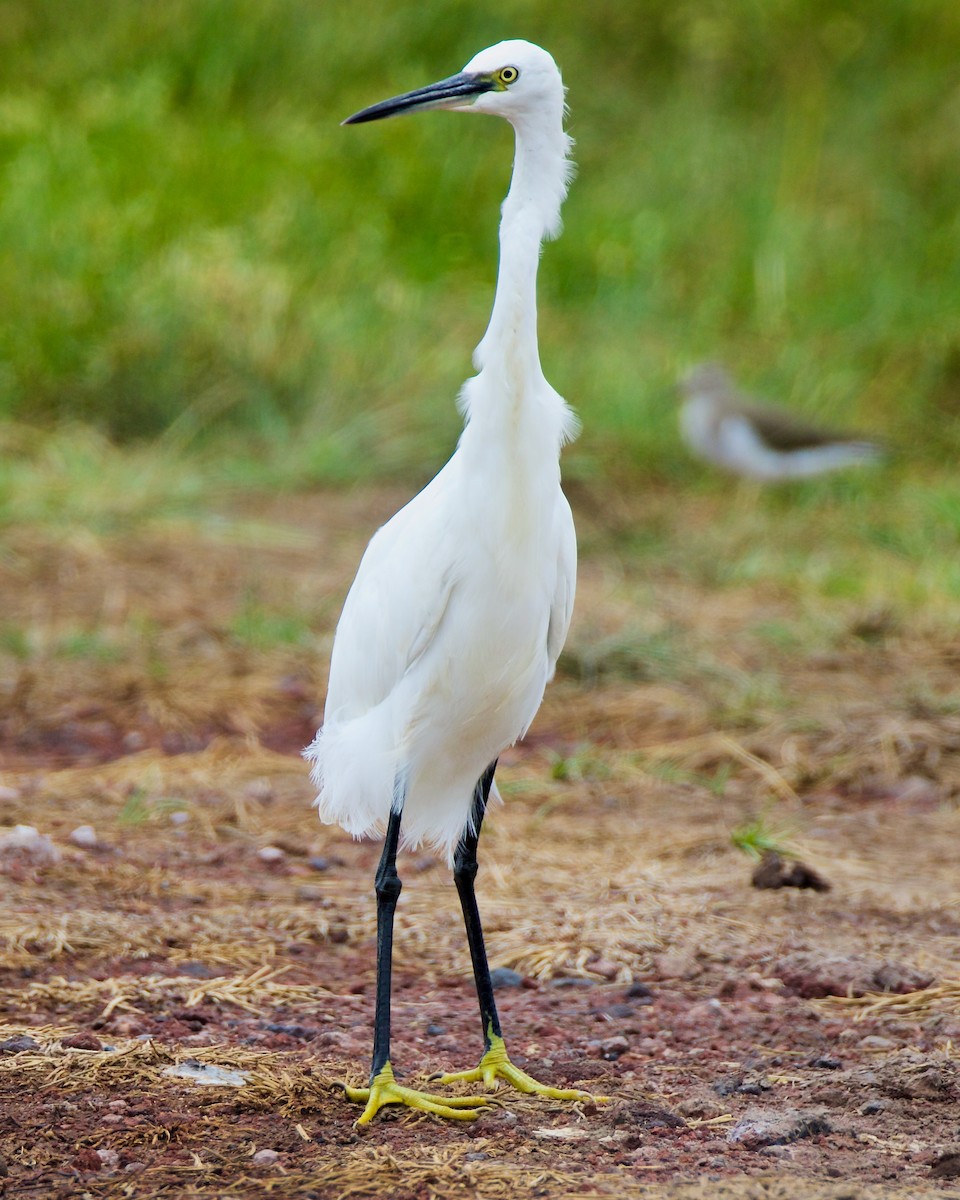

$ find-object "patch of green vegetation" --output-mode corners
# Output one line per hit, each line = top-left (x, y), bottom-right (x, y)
(730, 814), (793, 861)
(0, 626), (30, 659)
(228, 604), (313, 651)
(558, 627), (688, 685)
(55, 631), (126, 663)
(1, 2), (958, 639)
(642, 759), (731, 796)
(548, 746), (612, 783)
(117, 788), (186, 826)
(0, 0), (957, 488)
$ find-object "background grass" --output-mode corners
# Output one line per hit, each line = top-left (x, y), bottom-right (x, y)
(2, 0), (957, 488)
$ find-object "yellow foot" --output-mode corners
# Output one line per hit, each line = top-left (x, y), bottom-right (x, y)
(433, 1034), (608, 1102)
(343, 1062), (491, 1126)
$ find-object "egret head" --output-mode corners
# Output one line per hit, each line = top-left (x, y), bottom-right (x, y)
(343, 40), (564, 128)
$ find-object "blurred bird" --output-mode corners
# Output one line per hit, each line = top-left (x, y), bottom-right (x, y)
(304, 42), (593, 1124)
(679, 363), (884, 481)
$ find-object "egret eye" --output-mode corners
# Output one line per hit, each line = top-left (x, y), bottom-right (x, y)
(497, 66), (519, 85)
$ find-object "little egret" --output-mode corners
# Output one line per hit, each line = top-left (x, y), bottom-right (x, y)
(304, 41), (591, 1124)
(680, 363), (884, 481)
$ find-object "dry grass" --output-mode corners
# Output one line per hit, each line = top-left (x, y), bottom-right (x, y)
(2, 488), (960, 1198)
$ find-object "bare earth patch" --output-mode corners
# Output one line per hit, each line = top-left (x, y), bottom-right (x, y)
(0, 488), (958, 1198)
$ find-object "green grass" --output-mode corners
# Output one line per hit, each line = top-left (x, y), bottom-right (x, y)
(2, 1), (959, 632)
(730, 815), (795, 861)
(0, 0), (957, 486)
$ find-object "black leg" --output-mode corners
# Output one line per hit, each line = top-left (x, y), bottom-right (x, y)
(370, 804), (403, 1081)
(453, 760), (502, 1049)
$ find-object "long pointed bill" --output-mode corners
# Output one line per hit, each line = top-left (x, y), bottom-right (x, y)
(343, 72), (494, 125)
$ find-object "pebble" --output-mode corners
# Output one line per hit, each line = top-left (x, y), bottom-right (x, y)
(62, 1033), (102, 1051)
(96, 1149), (119, 1168)
(295, 884), (324, 902)
(69, 825), (99, 849)
(245, 779), (273, 803)
(727, 1107), (832, 1149)
(489, 967), (523, 990)
(252, 1149), (280, 1166)
(859, 1035), (896, 1050)
(0, 785), (20, 802)
(257, 846), (286, 865)
(124, 1162), (147, 1174)
(308, 856), (331, 871)
(111, 1017), (146, 1037)
(652, 950), (700, 980)
(588, 958), (621, 981)
(170, 811), (190, 826)
(0, 1035), (40, 1053)
(599, 1035), (630, 1060)
(0, 825), (60, 865)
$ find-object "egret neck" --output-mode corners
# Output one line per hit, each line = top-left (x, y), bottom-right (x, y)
(465, 116), (575, 456)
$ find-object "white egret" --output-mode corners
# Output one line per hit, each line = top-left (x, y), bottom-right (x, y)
(680, 363), (884, 481)
(304, 41), (593, 1124)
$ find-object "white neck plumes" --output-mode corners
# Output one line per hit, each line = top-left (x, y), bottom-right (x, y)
(460, 110), (577, 453)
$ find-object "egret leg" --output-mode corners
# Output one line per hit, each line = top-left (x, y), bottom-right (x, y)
(343, 799), (490, 1125)
(435, 762), (605, 1103)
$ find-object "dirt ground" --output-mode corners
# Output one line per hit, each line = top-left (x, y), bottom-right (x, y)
(0, 486), (958, 1199)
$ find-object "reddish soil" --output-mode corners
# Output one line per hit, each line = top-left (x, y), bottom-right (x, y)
(0, 488), (958, 1199)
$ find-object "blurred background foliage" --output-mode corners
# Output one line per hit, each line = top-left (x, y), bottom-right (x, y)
(0, 0), (958, 489)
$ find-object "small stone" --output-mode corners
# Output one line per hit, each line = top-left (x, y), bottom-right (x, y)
(72, 1148), (103, 1171)
(96, 1148), (119, 1168)
(930, 1149), (960, 1180)
(727, 1107), (832, 1149)
(308, 856), (331, 871)
(589, 958), (621, 981)
(69, 825), (99, 849)
(860, 1099), (889, 1115)
(252, 1149), (280, 1166)
(549, 976), (596, 989)
(62, 1033), (102, 1051)
(859, 1035), (896, 1050)
(0, 825), (60, 865)
(124, 1161), (147, 1174)
(625, 982), (654, 1002)
(652, 950), (700, 980)
(426, 1023), (446, 1036)
(678, 1097), (723, 1119)
(110, 1017), (146, 1037)
(177, 962), (221, 979)
(751, 851), (830, 892)
(0, 786), (20, 803)
(295, 884), (324, 902)
(169, 811), (189, 826)
(490, 967), (523, 990)
(244, 779), (273, 803)
(257, 846), (285, 864)
(600, 1035), (630, 1061)
(0, 1035), (39, 1053)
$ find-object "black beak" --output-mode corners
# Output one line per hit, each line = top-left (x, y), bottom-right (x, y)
(343, 72), (494, 125)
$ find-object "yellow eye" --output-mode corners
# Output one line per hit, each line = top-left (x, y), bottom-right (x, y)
(497, 66), (519, 86)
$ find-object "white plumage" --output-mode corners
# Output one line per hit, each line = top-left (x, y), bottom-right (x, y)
(304, 41), (577, 863)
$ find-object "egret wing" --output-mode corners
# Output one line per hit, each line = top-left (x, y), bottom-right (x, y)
(324, 473), (461, 719)
(546, 492), (576, 675)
